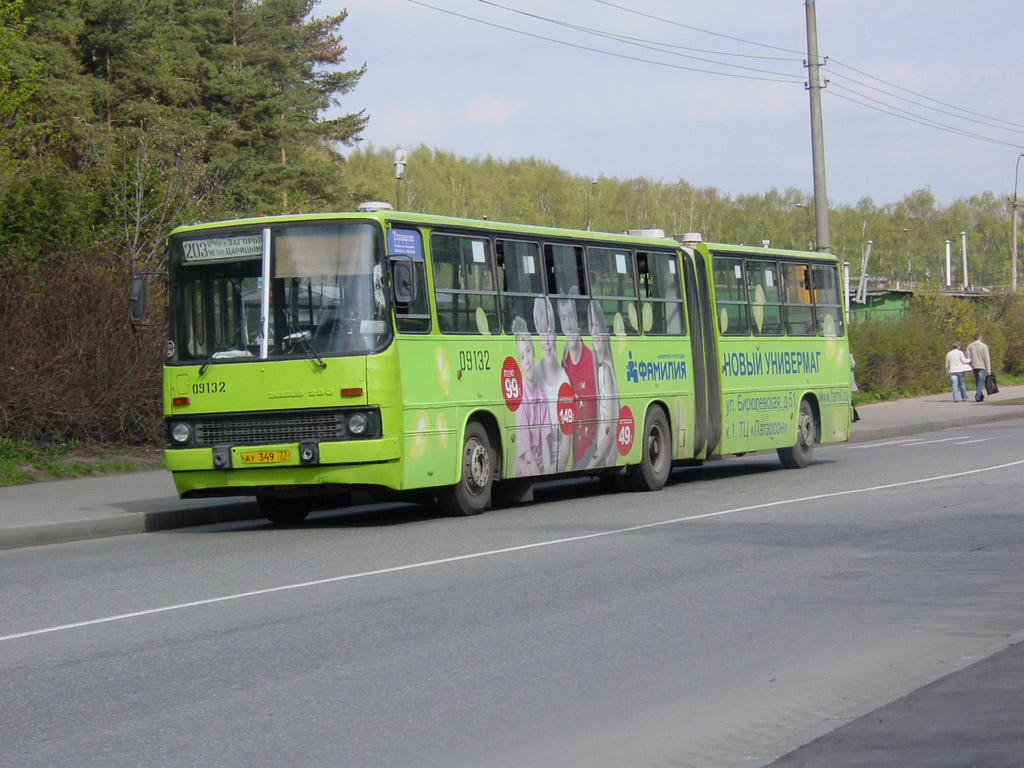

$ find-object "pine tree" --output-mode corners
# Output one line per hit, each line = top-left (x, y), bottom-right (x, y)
(9, 0), (366, 213)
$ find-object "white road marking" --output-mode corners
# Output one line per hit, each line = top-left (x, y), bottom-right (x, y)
(901, 437), (974, 446)
(841, 439), (920, 450)
(4, 458), (1024, 644)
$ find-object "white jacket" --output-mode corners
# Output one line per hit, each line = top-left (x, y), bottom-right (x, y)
(945, 348), (972, 374)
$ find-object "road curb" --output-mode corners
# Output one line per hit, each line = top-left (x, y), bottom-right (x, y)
(0, 515), (146, 551)
(0, 500), (261, 551)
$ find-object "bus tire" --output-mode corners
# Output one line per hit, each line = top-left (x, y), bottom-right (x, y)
(778, 398), (817, 469)
(257, 495), (311, 525)
(627, 406), (671, 492)
(438, 421), (494, 516)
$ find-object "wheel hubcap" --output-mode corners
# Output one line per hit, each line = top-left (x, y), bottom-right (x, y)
(798, 410), (813, 446)
(649, 426), (663, 465)
(465, 439), (490, 494)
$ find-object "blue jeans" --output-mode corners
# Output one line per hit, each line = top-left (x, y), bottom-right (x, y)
(973, 368), (986, 400)
(950, 373), (968, 401)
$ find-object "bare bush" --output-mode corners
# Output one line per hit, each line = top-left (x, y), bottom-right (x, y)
(0, 252), (163, 443)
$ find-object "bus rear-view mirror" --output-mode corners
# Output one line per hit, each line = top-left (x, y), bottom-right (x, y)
(390, 256), (417, 305)
(128, 271), (167, 326)
(129, 275), (146, 323)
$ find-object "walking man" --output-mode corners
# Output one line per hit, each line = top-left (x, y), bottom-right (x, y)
(967, 333), (992, 402)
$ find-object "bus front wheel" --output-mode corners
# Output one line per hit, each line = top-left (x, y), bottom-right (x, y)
(627, 407), (671, 492)
(257, 495), (312, 525)
(438, 421), (494, 516)
(778, 398), (817, 469)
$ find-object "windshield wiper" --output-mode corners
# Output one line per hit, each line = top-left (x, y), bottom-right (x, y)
(198, 318), (255, 375)
(282, 310), (327, 369)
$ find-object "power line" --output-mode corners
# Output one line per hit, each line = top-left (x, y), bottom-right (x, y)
(475, 0), (804, 63)
(826, 71), (1024, 136)
(826, 86), (1024, 149)
(470, 0), (804, 79)
(584, 0), (1024, 140)
(587, 0), (1021, 145)
(586, 0), (807, 56)
(828, 58), (1024, 133)
(407, 0), (1024, 151)
(405, 0), (804, 83)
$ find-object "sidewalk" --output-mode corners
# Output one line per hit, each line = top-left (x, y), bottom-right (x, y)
(0, 471), (259, 550)
(2, 385), (1023, 552)
(764, 632), (1024, 767)
(847, 381), (1024, 444)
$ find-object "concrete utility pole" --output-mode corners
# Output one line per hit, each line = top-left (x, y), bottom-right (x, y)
(804, 0), (830, 253)
(945, 240), (952, 288)
(961, 230), (968, 290)
(1012, 153), (1024, 292)
(856, 240), (872, 304)
(843, 261), (851, 322)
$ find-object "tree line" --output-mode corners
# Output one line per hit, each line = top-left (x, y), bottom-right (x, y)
(1, 0), (1021, 446)
(346, 146), (1017, 289)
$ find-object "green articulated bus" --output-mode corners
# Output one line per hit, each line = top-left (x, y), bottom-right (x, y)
(142, 208), (852, 523)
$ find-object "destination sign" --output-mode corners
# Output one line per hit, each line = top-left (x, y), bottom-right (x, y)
(181, 233), (263, 262)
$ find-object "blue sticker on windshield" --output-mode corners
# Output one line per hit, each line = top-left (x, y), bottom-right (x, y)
(388, 228), (423, 259)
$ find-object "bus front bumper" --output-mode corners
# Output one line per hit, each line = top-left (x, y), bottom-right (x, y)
(166, 437), (404, 497)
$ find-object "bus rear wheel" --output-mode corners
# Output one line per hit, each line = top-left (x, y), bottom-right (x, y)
(778, 398), (817, 469)
(627, 407), (671, 492)
(257, 495), (312, 525)
(438, 421), (494, 516)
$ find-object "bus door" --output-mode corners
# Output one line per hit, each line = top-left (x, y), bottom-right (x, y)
(680, 247), (722, 458)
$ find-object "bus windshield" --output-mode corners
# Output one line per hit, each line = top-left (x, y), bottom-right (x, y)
(168, 222), (390, 364)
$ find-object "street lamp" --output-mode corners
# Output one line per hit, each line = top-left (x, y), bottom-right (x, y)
(796, 203), (814, 250)
(393, 149), (408, 210)
(1012, 152), (1024, 292)
(903, 227), (912, 280)
(585, 179), (597, 231)
(961, 230), (968, 290)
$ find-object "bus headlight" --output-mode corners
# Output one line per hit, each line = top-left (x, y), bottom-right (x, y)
(170, 422), (193, 445)
(347, 412), (368, 435)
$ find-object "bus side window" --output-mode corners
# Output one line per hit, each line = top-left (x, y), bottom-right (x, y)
(544, 243), (589, 335)
(637, 251), (685, 335)
(811, 263), (843, 337)
(431, 232), (500, 334)
(587, 246), (639, 335)
(781, 262), (815, 336)
(712, 255), (749, 336)
(746, 259), (783, 336)
(497, 238), (544, 334)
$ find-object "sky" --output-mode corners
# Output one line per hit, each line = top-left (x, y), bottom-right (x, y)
(318, 0), (1024, 207)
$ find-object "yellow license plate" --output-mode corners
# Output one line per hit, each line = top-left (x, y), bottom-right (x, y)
(239, 449), (292, 465)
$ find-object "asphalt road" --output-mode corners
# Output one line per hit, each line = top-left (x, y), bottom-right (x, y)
(2, 421), (1023, 767)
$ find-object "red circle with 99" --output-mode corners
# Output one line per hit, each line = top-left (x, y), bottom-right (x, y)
(501, 356), (523, 411)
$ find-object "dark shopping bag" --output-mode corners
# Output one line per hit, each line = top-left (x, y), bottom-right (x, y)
(985, 374), (999, 395)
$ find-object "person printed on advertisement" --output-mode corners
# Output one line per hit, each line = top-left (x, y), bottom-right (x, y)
(532, 296), (572, 472)
(511, 316), (552, 477)
(557, 289), (598, 469)
(588, 300), (621, 468)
